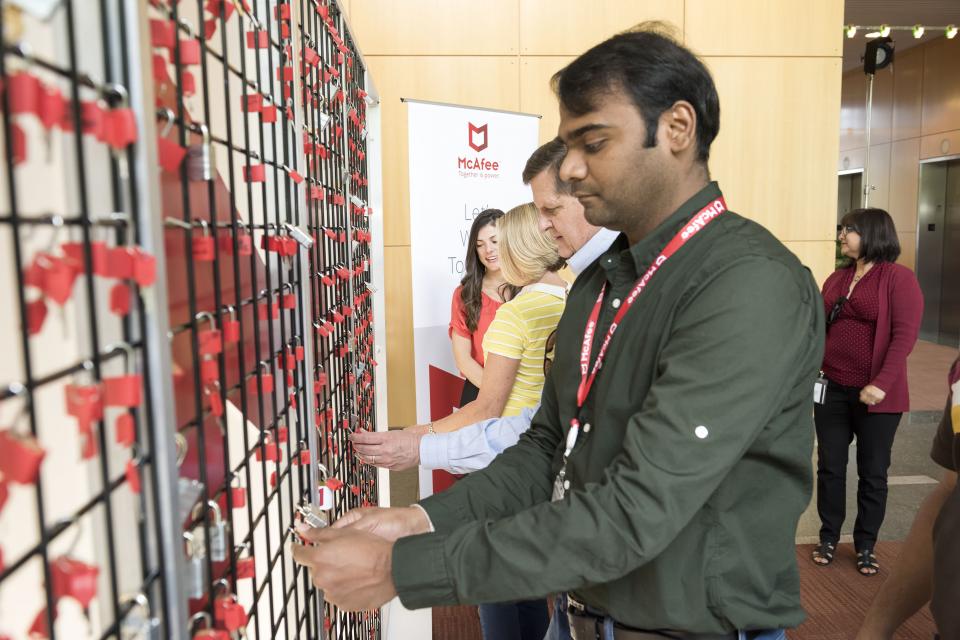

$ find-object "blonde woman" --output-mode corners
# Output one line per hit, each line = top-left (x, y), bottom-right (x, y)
(424, 202), (565, 434)
(352, 202), (565, 640)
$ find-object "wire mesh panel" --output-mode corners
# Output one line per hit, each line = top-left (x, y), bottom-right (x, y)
(0, 1), (177, 637)
(2, 0), (378, 638)
(146, 0), (324, 637)
(296, 2), (378, 638)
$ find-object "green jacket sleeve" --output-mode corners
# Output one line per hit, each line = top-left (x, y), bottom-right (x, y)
(414, 370), (563, 534)
(393, 258), (821, 608)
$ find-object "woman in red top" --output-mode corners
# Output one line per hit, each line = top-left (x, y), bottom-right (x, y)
(449, 209), (519, 405)
(812, 208), (923, 576)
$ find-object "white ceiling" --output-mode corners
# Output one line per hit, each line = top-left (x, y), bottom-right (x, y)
(843, 0), (960, 70)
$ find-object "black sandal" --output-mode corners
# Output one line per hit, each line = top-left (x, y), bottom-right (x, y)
(856, 548), (879, 576)
(812, 541), (836, 566)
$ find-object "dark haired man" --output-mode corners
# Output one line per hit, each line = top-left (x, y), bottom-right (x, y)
(293, 26), (824, 640)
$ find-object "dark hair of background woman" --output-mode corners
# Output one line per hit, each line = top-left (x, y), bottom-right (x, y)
(839, 208), (901, 265)
(459, 209), (521, 332)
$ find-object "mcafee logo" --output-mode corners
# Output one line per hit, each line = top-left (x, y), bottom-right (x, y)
(468, 123), (488, 152)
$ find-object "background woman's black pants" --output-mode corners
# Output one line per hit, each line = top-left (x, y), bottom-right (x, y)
(814, 382), (902, 550)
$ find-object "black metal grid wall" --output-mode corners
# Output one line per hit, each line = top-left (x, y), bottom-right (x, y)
(1, 1), (174, 638)
(1, 1), (378, 638)
(297, 2), (378, 639)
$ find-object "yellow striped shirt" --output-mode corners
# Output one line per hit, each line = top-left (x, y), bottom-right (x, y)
(482, 283), (566, 416)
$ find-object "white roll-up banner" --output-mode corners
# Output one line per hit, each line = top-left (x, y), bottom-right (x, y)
(405, 99), (540, 496)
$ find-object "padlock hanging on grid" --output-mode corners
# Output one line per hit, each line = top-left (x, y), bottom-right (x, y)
(192, 499), (229, 562)
(186, 123), (215, 181)
(189, 611), (228, 639)
(0, 382), (47, 484)
(118, 592), (160, 639)
(183, 530), (207, 600)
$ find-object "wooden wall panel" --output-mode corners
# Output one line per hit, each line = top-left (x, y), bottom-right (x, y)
(839, 66), (894, 150)
(919, 128), (960, 160)
(921, 36), (960, 137)
(519, 57), (572, 144)
(384, 246), (416, 425)
(366, 56), (521, 247)
(349, 0), (518, 55)
(897, 232), (917, 271)
(838, 147), (866, 172)
(865, 142), (891, 212)
(708, 57), (841, 241)
(891, 46), (924, 142)
(685, 0), (842, 57)
(519, 0), (683, 55)
(783, 241), (837, 288)
(889, 137), (920, 235)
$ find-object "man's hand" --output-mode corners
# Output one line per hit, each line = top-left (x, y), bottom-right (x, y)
(291, 525), (396, 611)
(332, 506), (432, 541)
(350, 429), (423, 470)
(860, 384), (886, 406)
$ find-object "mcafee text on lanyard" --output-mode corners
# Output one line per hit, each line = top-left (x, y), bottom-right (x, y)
(563, 196), (727, 458)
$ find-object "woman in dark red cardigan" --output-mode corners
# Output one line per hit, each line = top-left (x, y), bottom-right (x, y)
(811, 208), (923, 576)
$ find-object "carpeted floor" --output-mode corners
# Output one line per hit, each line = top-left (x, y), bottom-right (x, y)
(792, 542), (934, 640)
(431, 542), (936, 640)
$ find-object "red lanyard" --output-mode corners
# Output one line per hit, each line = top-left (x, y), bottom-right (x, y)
(574, 197), (727, 417)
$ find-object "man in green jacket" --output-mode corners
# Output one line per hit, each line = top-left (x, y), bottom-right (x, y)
(293, 24), (824, 639)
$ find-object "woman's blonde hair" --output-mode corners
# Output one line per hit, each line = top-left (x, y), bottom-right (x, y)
(498, 202), (564, 286)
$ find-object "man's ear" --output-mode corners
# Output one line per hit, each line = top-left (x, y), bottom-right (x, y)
(658, 100), (698, 156)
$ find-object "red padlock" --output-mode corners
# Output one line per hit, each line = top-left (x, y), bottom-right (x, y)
(103, 108), (138, 150)
(261, 104), (278, 123)
(65, 383), (104, 433)
(243, 164), (265, 182)
(222, 307), (240, 343)
(103, 375), (142, 408)
(150, 18), (176, 48)
(62, 241), (108, 276)
(8, 71), (42, 115)
(39, 86), (67, 131)
(325, 477), (344, 492)
(28, 608), (50, 638)
(115, 413), (136, 447)
(236, 555), (255, 579)
(192, 222), (215, 262)
(276, 424), (288, 444)
(27, 298), (48, 336)
(132, 248), (157, 288)
(245, 30), (268, 48)
(280, 291), (296, 310)
(0, 430), (46, 484)
(231, 482), (247, 508)
(255, 440), (278, 462)
(25, 253), (79, 306)
(50, 556), (100, 608)
(248, 363), (274, 395)
(171, 39), (201, 65)
(109, 282), (132, 317)
(200, 357), (219, 385)
(158, 136), (187, 172)
(196, 313), (222, 356)
(314, 370), (328, 392)
(295, 344), (305, 361)
(205, 383), (224, 418)
(105, 246), (135, 280)
(242, 94), (262, 112)
(126, 459), (141, 493)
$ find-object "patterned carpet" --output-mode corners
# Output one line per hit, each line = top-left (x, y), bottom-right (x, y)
(431, 542), (936, 640)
